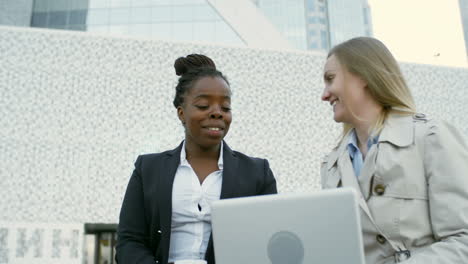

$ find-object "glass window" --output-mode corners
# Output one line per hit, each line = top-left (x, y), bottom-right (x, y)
(131, 7), (152, 24)
(109, 8), (130, 24)
(173, 22), (194, 41)
(33, 0), (49, 12)
(88, 25), (109, 33)
(84, 224), (117, 264)
(151, 6), (173, 22)
(48, 1), (70, 12)
(70, 0), (89, 10)
(306, 0), (315, 12)
(31, 12), (48, 27)
(48, 11), (68, 26)
(193, 4), (218, 21)
(319, 6), (325, 12)
(108, 24), (130, 34)
(89, 0), (109, 9)
(151, 0), (174, 4)
(109, 0), (132, 8)
(69, 10), (87, 25)
(321, 30), (328, 49)
(309, 41), (318, 49)
(87, 9), (109, 25)
(308, 16), (316, 24)
(177, 0), (206, 4)
(129, 24), (152, 37)
(173, 5), (194, 22)
(214, 21), (243, 45)
(319, 18), (326, 25)
(193, 21), (215, 43)
(152, 23), (173, 39)
(131, 0), (157, 7)
(68, 24), (87, 31)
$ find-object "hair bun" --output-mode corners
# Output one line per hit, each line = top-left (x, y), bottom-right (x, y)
(174, 54), (216, 76)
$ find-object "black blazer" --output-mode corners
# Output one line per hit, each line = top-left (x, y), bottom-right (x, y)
(116, 141), (277, 264)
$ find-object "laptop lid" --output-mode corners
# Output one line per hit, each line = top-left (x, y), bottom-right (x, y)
(211, 188), (365, 264)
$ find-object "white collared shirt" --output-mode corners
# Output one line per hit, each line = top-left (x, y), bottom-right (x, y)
(168, 141), (223, 263)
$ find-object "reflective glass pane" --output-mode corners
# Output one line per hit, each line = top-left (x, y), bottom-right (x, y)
(151, 6), (172, 22)
(70, 0), (89, 10)
(129, 24), (152, 37)
(177, 0), (205, 4)
(309, 41), (318, 49)
(193, 4), (218, 21)
(69, 10), (87, 25)
(49, 11), (68, 26)
(69, 24), (87, 31)
(109, 0), (132, 8)
(109, 8), (130, 24)
(131, 7), (152, 24)
(88, 25), (109, 33)
(193, 21), (215, 43)
(48, 1), (70, 12)
(214, 21), (243, 45)
(31, 12), (48, 27)
(152, 23), (173, 39)
(33, 0), (49, 12)
(151, 0), (173, 4)
(321, 30), (328, 49)
(132, 0), (156, 7)
(108, 24), (130, 34)
(89, 0), (109, 9)
(87, 9), (109, 25)
(172, 22), (193, 41)
(172, 5), (194, 22)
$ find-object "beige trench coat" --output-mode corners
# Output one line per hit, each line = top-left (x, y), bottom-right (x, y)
(321, 113), (468, 264)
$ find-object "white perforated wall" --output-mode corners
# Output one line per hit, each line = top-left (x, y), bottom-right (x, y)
(1, 26), (468, 226)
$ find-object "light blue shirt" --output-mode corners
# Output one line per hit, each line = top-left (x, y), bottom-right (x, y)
(347, 130), (379, 177)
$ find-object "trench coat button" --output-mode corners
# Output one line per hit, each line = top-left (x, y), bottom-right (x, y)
(414, 113), (426, 119)
(374, 184), (386, 195)
(376, 234), (386, 244)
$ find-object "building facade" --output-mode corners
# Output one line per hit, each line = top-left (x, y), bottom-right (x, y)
(2, 0), (372, 51)
(2, 25), (468, 263)
(459, 0), (468, 58)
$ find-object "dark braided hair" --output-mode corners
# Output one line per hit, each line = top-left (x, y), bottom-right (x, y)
(173, 54), (230, 108)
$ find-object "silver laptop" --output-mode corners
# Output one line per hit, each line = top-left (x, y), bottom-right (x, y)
(211, 188), (365, 264)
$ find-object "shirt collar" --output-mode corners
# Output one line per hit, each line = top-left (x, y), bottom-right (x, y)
(347, 129), (379, 158)
(180, 140), (224, 169)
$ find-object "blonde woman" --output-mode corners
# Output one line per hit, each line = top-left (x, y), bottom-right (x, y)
(321, 37), (468, 263)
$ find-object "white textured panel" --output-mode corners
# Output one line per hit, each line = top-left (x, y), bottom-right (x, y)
(1, 26), (468, 225)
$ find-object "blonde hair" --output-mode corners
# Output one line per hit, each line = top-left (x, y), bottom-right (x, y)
(328, 37), (416, 137)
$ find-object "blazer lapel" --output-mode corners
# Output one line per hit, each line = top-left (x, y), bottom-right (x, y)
(220, 141), (239, 199)
(158, 143), (182, 242)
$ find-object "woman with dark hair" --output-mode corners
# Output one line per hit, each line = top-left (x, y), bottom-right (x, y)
(116, 54), (277, 264)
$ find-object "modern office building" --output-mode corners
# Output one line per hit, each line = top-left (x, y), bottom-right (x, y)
(1, 0), (372, 51)
(459, 0), (468, 57)
(252, 0), (372, 51)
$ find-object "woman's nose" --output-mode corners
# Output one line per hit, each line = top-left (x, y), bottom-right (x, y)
(210, 106), (223, 119)
(321, 88), (331, 101)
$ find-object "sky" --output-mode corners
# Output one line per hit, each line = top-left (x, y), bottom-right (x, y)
(367, 0), (467, 68)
